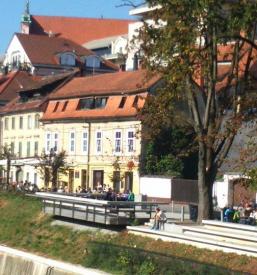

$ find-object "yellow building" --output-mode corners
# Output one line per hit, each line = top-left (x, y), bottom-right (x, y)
(42, 70), (161, 193)
(0, 72), (73, 186)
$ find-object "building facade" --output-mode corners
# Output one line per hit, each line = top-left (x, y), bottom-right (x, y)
(0, 72), (73, 186)
(41, 70), (161, 192)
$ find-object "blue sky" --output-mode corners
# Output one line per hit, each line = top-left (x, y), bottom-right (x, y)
(0, 0), (139, 54)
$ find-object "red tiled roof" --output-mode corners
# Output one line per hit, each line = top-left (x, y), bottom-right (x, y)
(42, 92), (147, 122)
(0, 71), (42, 102)
(0, 71), (18, 97)
(42, 70), (160, 122)
(30, 15), (134, 45)
(16, 33), (94, 66)
(50, 70), (161, 100)
(0, 71), (74, 114)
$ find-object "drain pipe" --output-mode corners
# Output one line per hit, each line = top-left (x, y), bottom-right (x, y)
(86, 122), (91, 189)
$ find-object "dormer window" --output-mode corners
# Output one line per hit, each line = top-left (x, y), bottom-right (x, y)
(53, 102), (60, 112)
(77, 97), (108, 110)
(85, 55), (100, 68)
(60, 53), (76, 66)
(119, 97), (127, 108)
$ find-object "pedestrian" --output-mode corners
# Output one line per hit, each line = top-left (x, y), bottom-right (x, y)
(151, 207), (161, 230)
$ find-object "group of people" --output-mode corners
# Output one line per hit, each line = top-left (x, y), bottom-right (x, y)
(224, 202), (257, 225)
(9, 180), (39, 193)
(57, 183), (135, 202)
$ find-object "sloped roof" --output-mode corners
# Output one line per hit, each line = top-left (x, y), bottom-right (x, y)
(42, 92), (147, 122)
(0, 71), (41, 102)
(50, 70), (161, 100)
(42, 70), (161, 122)
(0, 71), (74, 114)
(16, 33), (94, 66)
(30, 15), (133, 45)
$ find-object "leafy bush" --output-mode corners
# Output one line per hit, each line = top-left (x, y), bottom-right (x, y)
(84, 241), (241, 275)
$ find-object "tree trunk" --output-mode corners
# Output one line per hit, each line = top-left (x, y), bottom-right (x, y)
(52, 171), (58, 190)
(197, 142), (213, 223)
(6, 159), (11, 187)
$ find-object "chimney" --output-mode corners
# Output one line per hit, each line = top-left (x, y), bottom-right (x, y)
(48, 31), (55, 38)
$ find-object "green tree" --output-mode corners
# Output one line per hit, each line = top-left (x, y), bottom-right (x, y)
(142, 127), (197, 178)
(136, 0), (257, 221)
(0, 144), (15, 188)
(38, 150), (69, 190)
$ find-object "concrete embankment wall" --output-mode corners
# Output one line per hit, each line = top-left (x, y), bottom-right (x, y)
(0, 245), (108, 275)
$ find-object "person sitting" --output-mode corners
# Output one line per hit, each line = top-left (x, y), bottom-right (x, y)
(128, 190), (135, 202)
(233, 207), (240, 223)
(224, 206), (234, 222)
(105, 188), (113, 201)
(244, 203), (252, 218)
(151, 208), (161, 230)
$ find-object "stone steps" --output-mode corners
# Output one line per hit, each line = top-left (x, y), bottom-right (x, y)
(202, 220), (257, 234)
(127, 220), (257, 257)
(182, 227), (257, 248)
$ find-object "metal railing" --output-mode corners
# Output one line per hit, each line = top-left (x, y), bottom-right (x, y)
(39, 194), (162, 225)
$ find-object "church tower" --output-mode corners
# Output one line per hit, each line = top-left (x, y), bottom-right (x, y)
(21, 0), (31, 34)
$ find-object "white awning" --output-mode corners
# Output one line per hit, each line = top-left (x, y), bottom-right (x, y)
(0, 158), (40, 166)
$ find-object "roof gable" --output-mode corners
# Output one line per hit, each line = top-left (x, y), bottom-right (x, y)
(16, 33), (94, 66)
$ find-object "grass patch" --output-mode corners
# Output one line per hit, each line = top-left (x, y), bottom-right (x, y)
(0, 192), (256, 274)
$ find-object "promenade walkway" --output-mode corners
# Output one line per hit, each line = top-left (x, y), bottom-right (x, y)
(127, 220), (257, 257)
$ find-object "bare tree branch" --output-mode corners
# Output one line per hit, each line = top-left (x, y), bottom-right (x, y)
(116, 0), (145, 8)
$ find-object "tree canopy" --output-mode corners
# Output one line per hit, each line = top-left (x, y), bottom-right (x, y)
(137, 0), (257, 221)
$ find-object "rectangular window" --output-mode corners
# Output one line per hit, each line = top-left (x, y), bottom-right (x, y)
(53, 133), (58, 152)
(95, 97), (108, 108)
(96, 131), (102, 154)
(127, 130), (135, 153)
(26, 172), (29, 182)
(77, 97), (108, 110)
(119, 97), (127, 108)
(70, 132), (75, 153)
(19, 116), (23, 129)
(11, 117), (15, 130)
(62, 101), (68, 111)
(34, 141), (38, 156)
(46, 132), (51, 153)
(35, 114), (40, 128)
(19, 142), (22, 158)
(114, 130), (122, 154)
(10, 142), (14, 155)
(82, 131), (88, 153)
(53, 102), (60, 112)
(27, 115), (32, 129)
(34, 173), (37, 185)
(4, 118), (9, 130)
(27, 141), (30, 157)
